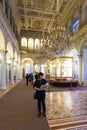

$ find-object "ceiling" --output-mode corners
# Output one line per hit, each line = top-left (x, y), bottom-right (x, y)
(8, 0), (84, 36)
(9, 0), (69, 36)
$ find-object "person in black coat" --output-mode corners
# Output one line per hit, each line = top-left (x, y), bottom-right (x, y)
(33, 72), (48, 117)
(26, 73), (29, 85)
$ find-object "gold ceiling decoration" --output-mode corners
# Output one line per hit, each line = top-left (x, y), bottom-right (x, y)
(32, 0), (54, 9)
(33, 19), (45, 29)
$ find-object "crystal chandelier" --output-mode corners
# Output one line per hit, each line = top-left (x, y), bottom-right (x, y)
(42, 13), (71, 57)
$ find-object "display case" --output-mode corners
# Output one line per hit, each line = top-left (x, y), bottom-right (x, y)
(60, 57), (73, 78)
(50, 57), (74, 79)
(50, 60), (56, 77)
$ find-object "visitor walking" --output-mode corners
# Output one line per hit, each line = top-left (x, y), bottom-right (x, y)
(26, 73), (29, 85)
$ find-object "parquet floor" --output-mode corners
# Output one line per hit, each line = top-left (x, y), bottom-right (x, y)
(46, 90), (87, 130)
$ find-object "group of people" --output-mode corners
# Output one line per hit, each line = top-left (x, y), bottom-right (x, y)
(33, 72), (48, 117)
(26, 73), (33, 85)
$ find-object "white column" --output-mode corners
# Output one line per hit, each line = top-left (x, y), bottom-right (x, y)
(11, 58), (14, 84)
(19, 63), (22, 79)
(33, 64), (35, 72)
(82, 55), (84, 83)
(17, 63), (19, 80)
(0, 51), (7, 90)
(6, 64), (9, 82)
(39, 64), (41, 72)
(16, 61), (18, 82)
(78, 54), (82, 84)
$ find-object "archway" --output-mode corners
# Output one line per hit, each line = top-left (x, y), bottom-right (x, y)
(0, 29), (5, 84)
(22, 58), (33, 77)
(67, 49), (78, 80)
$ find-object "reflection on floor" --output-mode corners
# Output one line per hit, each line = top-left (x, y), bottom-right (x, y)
(46, 90), (87, 130)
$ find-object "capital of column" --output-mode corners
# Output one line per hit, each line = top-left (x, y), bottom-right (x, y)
(11, 57), (15, 61)
(0, 49), (8, 54)
(77, 53), (83, 59)
(78, 54), (82, 58)
(17, 60), (19, 64)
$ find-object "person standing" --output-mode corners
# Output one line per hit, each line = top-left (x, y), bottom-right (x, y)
(33, 72), (48, 117)
(26, 73), (29, 85)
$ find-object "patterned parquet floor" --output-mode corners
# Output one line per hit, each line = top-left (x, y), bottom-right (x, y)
(46, 90), (87, 130)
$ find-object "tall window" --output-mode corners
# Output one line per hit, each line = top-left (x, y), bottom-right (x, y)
(28, 38), (33, 49)
(35, 39), (40, 49)
(41, 39), (43, 47)
(72, 19), (79, 33)
(21, 37), (27, 47)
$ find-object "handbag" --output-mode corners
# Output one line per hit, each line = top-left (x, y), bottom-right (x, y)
(33, 91), (38, 99)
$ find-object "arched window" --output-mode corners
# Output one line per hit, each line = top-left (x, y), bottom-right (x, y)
(35, 39), (40, 49)
(41, 39), (46, 47)
(72, 19), (79, 33)
(41, 39), (43, 47)
(28, 38), (33, 49)
(21, 37), (27, 47)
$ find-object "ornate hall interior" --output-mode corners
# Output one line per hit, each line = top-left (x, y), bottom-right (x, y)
(0, 0), (87, 130)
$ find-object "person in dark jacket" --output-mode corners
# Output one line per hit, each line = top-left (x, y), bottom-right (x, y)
(33, 72), (48, 117)
(26, 73), (29, 85)
(29, 73), (33, 85)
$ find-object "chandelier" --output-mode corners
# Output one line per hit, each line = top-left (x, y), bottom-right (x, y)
(42, 13), (71, 57)
(39, 0), (71, 59)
